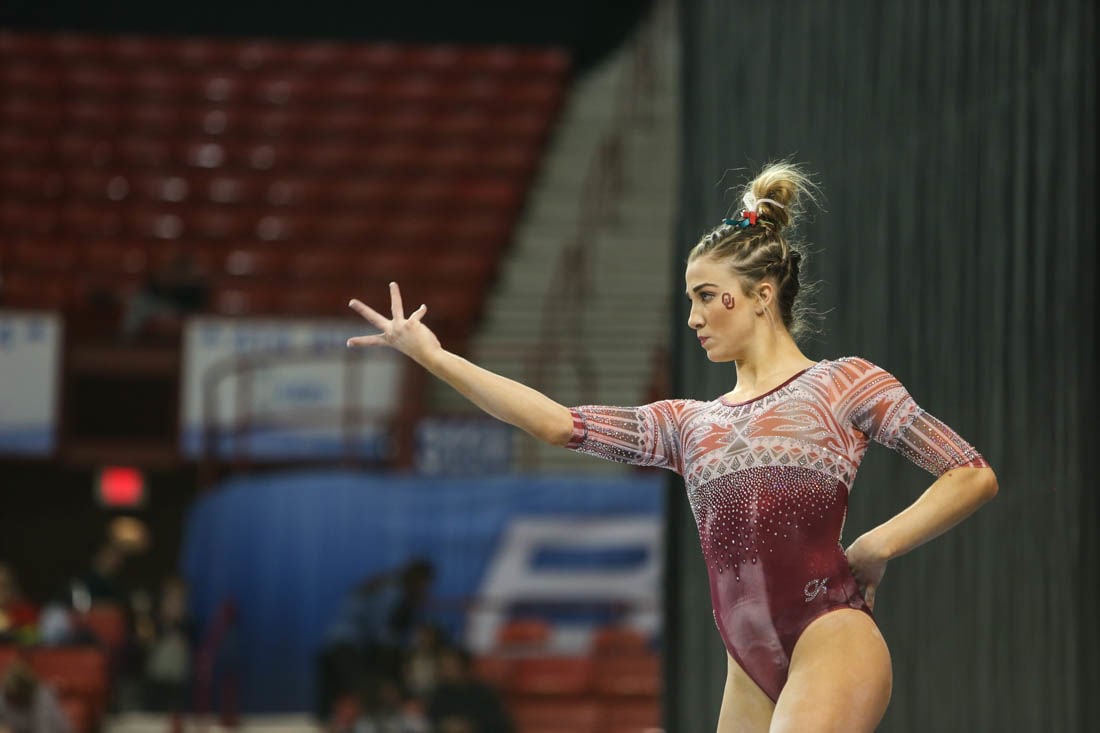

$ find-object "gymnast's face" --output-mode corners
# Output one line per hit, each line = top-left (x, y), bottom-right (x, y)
(685, 255), (760, 362)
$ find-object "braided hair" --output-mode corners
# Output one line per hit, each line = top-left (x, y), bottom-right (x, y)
(689, 161), (820, 341)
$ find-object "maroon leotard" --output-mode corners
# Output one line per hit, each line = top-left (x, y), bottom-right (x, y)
(565, 356), (990, 701)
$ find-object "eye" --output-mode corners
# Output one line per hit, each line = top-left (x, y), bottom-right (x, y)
(699, 292), (713, 302)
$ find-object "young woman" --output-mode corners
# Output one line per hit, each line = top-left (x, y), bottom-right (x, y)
(346, 162), (998, 732)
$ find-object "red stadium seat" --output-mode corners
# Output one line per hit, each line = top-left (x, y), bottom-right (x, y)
(1, 96), (63, 132)
(129, 173), (193, 203)
(264, 177), (327, 207)
(126, 207), (185, 240)
(286, 41), (346, 70)
(0, 645), (22, 674)
(73, 604), (128, 651)
(65, 66), (126, 97)
(283, 287), (354, 317)
(48, 34), (108, 64)
(0, 166), (65, 200)
(600, 699), (662, 733)
(59, 694), (94, 733)
(107, 35), (176, 67)
(593, 654), (661, 697)
(199, 174), (264, 205)
(591, 626), (649, 656)
(314, 75), (379, 105)
(288, 250), (349, 281)
(0, 129), (53, 163)
(117, 136), (173, 167)
(55, 131), (115, 166)
(129, 69), (188, 101)
(175, 38), (237, 69)
(26, 646), (109, 712)
(254, 213), (314, 242)
(189, 205), (257, 240)
(314, 213), (379, 243)
(512, 657), (594, 697)
(211, 283), (280, 315)
(496, 619), (552, 650)
(1, 200), (60, 234)
(233, 40), (287, 71)
(216, 247), (288, 278)
(7, 238), (78, 272)
(510, 700), (600, 733)
(472, 654), (512, 688)
(80, 241), (151, 276)
(327, 178), (393, 208)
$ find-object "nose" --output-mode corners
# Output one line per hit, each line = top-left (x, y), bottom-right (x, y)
(687, 304), (704, 330)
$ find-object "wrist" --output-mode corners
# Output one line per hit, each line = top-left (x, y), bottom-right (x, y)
(861, 529), (898, 562)
(416, 346), (449, 373)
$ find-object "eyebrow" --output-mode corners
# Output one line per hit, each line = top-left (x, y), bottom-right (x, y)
(685, 282), (719, 296)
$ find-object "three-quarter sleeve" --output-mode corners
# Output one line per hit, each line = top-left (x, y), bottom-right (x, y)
(565, 400), (689, 474)
(837, 357), (990, 476)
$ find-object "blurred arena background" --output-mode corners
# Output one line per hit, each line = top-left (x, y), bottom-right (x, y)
(0, 1), (1094, 732)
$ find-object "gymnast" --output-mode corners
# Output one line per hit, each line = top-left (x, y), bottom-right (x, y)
(346, 161), (998, 732)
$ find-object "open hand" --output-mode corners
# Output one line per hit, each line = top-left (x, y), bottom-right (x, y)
(845, 533), (889, 610)
(347, 282), (441, 363)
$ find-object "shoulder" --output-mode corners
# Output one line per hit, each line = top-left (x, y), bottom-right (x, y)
(809, 357), (908, 407)
(822, 355), (899, 383)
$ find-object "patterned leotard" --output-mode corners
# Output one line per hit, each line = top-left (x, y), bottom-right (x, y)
(565, 356), (990, 701)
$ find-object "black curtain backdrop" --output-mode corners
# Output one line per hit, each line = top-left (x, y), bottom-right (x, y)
(667, 2), (1096, 732)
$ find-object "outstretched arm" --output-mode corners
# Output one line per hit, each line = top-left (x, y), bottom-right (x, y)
(347, 283), (574, 446)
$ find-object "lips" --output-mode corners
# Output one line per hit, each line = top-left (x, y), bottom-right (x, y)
(698, 336), (710, 345)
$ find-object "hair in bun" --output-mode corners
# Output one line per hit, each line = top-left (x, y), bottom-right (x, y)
(689, 160), (822, 341)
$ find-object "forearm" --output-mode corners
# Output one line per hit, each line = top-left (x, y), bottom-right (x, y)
(865, 466), (998, 560)
(420, 348), (574, 445)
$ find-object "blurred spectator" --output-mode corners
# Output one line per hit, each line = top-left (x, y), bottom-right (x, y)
(76, 517), (149, 608)
(426, 646), (513, 733)
(402, 625), (444, 699)
(0, 564), (39, 644)
(317, 559), (435, 720)
(359, 678), (428, 733)
(120, 251), (208, 340)
(142, 576), (193, 711)
(0, 662), (72, 733)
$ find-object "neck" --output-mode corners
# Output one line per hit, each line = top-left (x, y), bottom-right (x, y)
(732, 330), (812, 390)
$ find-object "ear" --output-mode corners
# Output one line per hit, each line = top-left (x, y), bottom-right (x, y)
(755, 281), (775, 308)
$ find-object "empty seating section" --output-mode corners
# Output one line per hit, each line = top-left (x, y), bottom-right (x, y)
(483, 621), (662, 733)
(0, 31), (568, 342)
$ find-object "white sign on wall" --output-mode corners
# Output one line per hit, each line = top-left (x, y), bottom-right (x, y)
(180, 317), (402, 460)
(0, 310), (62, 455)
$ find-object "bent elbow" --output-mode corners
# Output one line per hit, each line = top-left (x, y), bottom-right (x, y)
(546, 407), (579, 447)
(978, 468), (999, 502)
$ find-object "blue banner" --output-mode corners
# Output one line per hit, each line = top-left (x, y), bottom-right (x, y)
(181, 470), (665, 713)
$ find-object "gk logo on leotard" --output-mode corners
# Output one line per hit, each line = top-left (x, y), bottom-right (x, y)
(804, 578), (828, 602)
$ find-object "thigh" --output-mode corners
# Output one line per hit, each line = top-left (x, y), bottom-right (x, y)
(716, 652), (775, 733)
(769, 609), (892, 733)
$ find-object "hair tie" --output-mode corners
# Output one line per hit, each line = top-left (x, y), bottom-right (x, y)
(723, 210), (755, 228)
(724, 196), (787, 229)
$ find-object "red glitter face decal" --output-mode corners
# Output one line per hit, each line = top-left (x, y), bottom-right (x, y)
(721, 292), (735, 309)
